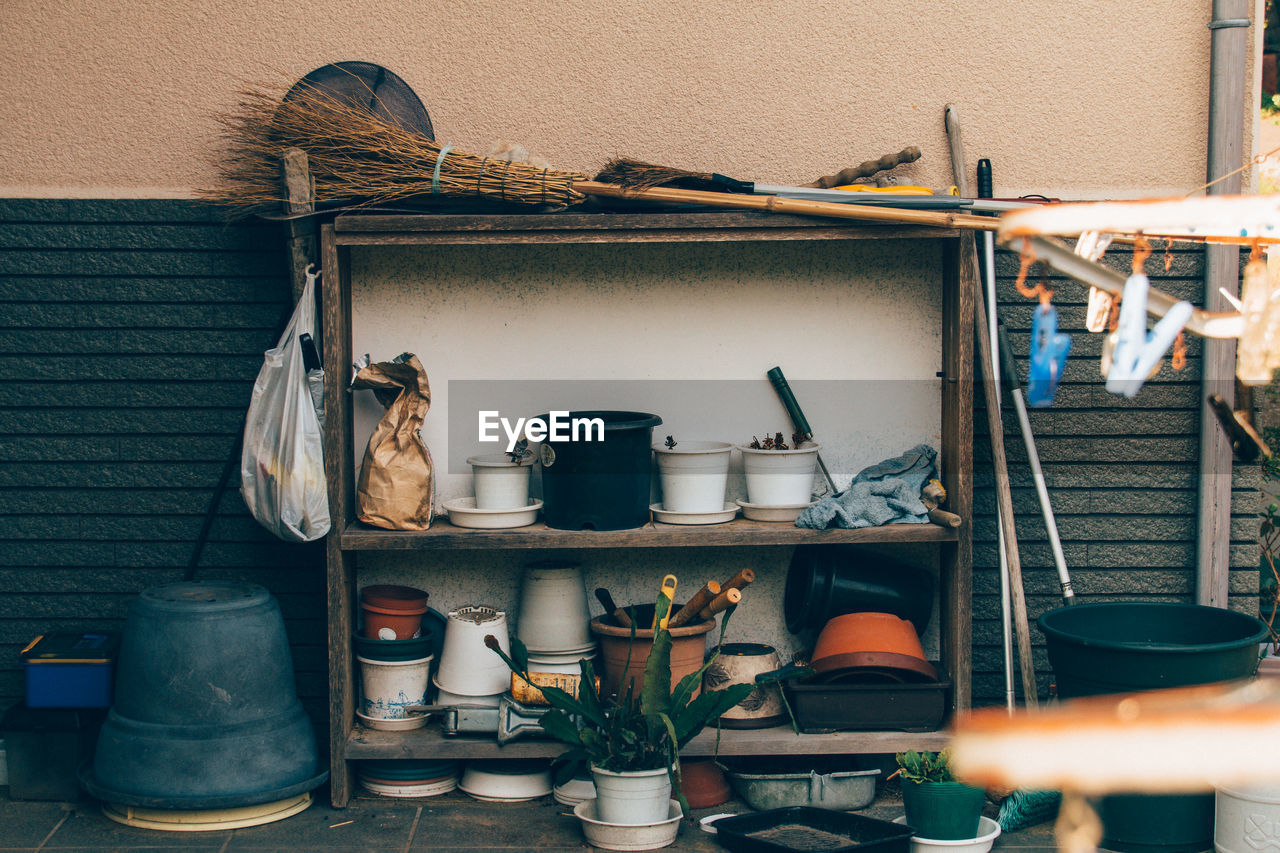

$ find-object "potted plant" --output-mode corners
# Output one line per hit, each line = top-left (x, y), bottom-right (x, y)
(896, 749), (986, 841)
(486, 595), (754, 825)
(467, 440), (534, 510)
(738, 432), (821, 506)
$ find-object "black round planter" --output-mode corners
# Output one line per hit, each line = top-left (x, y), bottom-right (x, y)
(1038, 601), (1268, 853)
(784, 545), (933, 635)
(537, 410), (662, 531)
(83, 581), (327, 809)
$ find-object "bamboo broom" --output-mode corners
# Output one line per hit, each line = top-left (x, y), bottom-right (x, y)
(200, 81), (997, 232)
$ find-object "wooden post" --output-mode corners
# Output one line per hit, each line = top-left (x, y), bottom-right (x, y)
(281, 148), (317, 305)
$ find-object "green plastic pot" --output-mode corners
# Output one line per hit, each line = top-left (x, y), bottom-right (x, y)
(900, 779), (985, 840)
(1038, 602), (1268, 853)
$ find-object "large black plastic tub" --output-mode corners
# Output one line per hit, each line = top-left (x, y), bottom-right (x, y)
(538, 410), (661, 531)
(1038, 601), (1268, 853)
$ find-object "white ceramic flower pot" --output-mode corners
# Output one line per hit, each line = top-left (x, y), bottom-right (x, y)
(435, 606), (512, 697)
(468, 454), (534, 510)
(517, 562), (593, 652)
(591, 765), (674, 825)
(1215, 783), (1280, 853)
(653, 441), (733, 513)
(357, 654), (433, 719)
(526, 653), (597, 674)
(738, 443), (821, 506)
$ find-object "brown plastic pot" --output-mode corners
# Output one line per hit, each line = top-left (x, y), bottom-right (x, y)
(678, 759), (731, 809)
(360, 585), (430, 640)
(589, 614), (715, 699)
(809, 651), (937, 684)
(811, 612), (926, 666)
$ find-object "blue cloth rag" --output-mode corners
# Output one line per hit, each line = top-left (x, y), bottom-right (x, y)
(796, 444), (938, 529)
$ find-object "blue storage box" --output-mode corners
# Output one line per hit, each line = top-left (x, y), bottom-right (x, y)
(21, 632), (118, 708)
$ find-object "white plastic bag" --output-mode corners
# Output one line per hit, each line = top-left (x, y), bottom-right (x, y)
(240, 267), (330, 542)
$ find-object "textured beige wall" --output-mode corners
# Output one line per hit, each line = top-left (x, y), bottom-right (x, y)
(0, 0), (1260, 199)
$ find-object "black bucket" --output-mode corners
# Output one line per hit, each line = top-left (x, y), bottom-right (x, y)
(1039, 601), (1268, 853)
(81, 581), (327, 809)
(784, 545), (933, 635)
(538, 410), (661, 531)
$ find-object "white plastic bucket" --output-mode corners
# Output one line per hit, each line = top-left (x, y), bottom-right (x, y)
(468, 454), (533, 510)
(436, 606), (512, 696)
(739, 444), (821, 506)
(518, 562), (592, 652)
(591, 765), (674, 825)
(653, 441), (733, 513)
(1215, 783), (1280, 853)
(357, 654), (432, 719)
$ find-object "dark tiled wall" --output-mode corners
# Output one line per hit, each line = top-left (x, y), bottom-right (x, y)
(0, 199), (327, 725)
(972, 243), (1261, 704)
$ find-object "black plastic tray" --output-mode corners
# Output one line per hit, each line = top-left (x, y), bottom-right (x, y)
(784, 663), (950, 733)
(713, 807), (915, 853)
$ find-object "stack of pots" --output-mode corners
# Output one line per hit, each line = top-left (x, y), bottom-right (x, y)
(357, 585), (435, 723)
(434, 606), (512, 707)
(784, 546), (936, 684)
(518, 562), (597, 674)
(82, 581), (327, 812)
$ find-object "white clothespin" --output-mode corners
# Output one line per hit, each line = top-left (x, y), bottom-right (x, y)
(1075, 232), (1115, 333)
(1105, 273), (1193, 399)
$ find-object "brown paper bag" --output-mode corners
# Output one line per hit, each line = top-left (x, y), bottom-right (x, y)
(350, 353), (434, 530)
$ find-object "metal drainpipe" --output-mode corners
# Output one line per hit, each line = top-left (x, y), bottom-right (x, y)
(1197, 0), (1251, 607)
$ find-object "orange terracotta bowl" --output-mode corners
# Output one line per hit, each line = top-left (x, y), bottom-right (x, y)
(811, 612), (927, 665)
(679, 759), (731, 809)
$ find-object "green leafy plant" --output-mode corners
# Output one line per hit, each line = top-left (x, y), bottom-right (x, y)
(896, 749), (957, 784)
(485, 594), (754, 814)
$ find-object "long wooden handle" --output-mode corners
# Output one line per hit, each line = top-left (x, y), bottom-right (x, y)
(974, 264), (1038, 708)
(699, 587), (742, 621)
(574, 181), (996, 232)
(668, 582), (720, 628)
(721, 568), (755, 594)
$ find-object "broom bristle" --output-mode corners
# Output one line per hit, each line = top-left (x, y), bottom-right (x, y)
(594, 157), (721, 191)
(199, 80), (589, 218)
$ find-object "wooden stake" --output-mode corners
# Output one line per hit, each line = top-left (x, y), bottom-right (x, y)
(720, 568), (755, 593)
(975, 277), (1039, 708)
(668, 582), (720, 628)
(281, 148), (317, 304)
(699, 587), (742, 621)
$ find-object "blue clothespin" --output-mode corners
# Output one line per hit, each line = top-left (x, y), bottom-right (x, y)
(1027, 302), (1072, 407)
(1105, 273), (1193, 399)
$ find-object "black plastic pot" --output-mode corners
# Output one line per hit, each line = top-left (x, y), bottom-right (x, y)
(1039, 601), (1268, 853)
(537, 410), (662, 531)
(784, 545), (933, 635)
(82, 581), (327, 809)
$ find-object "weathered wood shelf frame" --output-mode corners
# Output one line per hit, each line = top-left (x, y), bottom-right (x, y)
(321, 210), (975, 808)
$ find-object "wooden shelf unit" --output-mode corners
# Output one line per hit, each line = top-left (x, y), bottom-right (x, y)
(321, 210), (975, 807)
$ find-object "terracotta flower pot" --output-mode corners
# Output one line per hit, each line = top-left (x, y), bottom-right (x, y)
(589, 614), (715, 699)
(360, 585), (430, 640)
(812, 612), (926, 664)
(678, 759), (731, 809)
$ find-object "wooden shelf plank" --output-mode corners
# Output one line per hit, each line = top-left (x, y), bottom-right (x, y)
(340, 517), (959, 551)
(345, 722), (949, 760)
(332, 211), (959, 246)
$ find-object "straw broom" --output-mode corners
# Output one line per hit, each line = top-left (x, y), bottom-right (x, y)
(200, 81), (590, 218)
(200, 82), (996, 232)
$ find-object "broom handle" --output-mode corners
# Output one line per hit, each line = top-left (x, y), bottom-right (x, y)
(573, 182), (997, 232)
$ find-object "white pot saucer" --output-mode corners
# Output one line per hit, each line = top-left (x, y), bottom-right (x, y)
(735, 499), (820, 522)
(649, 502), (738, 526)
(355, 709), (429, 731)
(444, 497), (541, 529)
